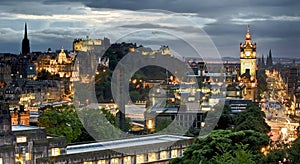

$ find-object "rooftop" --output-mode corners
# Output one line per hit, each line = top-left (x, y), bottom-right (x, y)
(12, 125), (43, 131)
(67, 135), (191, 154)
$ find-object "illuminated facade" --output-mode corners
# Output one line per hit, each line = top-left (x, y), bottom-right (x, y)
(11, 111), (30, 126)
(34, 48), (74, 78)
(73, 36), (110, 52)
(240, 26), (257, 78)
(238, 26), (258, 101)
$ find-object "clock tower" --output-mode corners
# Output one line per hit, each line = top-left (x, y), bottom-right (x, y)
(240, 25), (257, 78)
(239, 25), (257, 101)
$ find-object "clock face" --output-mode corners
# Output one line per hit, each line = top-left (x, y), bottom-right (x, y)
(245, 51), (251, 56)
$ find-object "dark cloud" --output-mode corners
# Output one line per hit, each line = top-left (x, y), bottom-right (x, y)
(0, 0), (300, 58)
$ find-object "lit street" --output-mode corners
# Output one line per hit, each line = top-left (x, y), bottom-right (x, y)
(262, 70), (299, 144)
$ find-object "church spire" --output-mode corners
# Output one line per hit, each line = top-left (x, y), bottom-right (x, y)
(268, 49), (273, 66)
(22, 22), (30, 55)
(24, 23), (28, 39)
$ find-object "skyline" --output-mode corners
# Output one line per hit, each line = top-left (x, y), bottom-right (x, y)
(0, 0), (300, 58)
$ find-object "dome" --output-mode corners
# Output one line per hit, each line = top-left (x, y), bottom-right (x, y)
(57, 47), (67, 64)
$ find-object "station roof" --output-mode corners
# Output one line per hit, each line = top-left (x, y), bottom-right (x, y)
(12, 125), (43, 131)
(67, 135), (192, 154)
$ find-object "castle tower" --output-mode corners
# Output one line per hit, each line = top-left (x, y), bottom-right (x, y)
(22, 23), (30, 55)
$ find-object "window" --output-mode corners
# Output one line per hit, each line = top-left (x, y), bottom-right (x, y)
(171, 149), (178, 158)
(148, 152), (157, 162)
(16, 136), (27, 143)
(136, 154), (145, 164)
(51, 148), (60, 156)
(124, 156), (131, 164)
(97, 160), (106, 164)
(160, 151), (168, 159)
(111, 158), (119, 164)
(0, 158), (3, 164)
(25, 153), (31, 161)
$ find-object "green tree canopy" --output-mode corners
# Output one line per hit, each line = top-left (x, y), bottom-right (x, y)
(38, 105), (82, 143)
(170, 129), (269, 164)
(234, 103), (271, 133)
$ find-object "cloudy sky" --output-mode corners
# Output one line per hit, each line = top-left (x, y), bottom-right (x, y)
(0, 0), (300, 58)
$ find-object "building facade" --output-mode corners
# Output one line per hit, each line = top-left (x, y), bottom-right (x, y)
(0, 103), (66, 164)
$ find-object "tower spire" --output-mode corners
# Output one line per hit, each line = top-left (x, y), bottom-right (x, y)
(245, 25), (251, 42)
(24, 23), (28, 39)
(22, 22), (30, 54)
(247, 24), (250, 33)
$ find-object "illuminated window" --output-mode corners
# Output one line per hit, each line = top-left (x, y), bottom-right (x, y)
(83, 162), (93, 164)
(111, 158), (118, 164)
(16, 136), (27, 143)
(124, 156), (131, 164)
(171, 149), (178, 158)
(160, 151), (168, 159)
(51, 148), (60, 156)
(0, 158), (3, 164)
(97, 160), (106, 164)
(148, 152), (157, 162)
(25, 153), (31, 161)
(136, 154), (145, 164)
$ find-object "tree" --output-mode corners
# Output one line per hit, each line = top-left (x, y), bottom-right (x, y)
(76, 108), (122, 141)
(38, 106), (82, 143)
(95, 69), (113, 102)
(264, 134), (300, 163)
(234, 103), (271, 133)
(155, 118), (172, 132)
(170, 130), (269, 164)
(38, 105), (124, 143)
(215, 105), (234, 130)
(286, 135), (300, 163)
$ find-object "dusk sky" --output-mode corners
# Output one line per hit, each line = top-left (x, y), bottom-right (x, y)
(0, 0), (300, 58)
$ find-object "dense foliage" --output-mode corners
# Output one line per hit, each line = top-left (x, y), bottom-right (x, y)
(96, 43), (172, 103)
(171, 103), (273, 163)
(171, 130), (269, 164)
(257, 68), (268, 100)
(38, 105), (124, 143)
(38, 105), (82, 143)
(234, 103), (271, 133)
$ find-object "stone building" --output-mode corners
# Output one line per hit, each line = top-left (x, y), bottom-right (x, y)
(0, 103), (66, 164)
(34, 48), (74, 78)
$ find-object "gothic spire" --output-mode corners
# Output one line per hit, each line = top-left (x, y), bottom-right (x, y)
(268, 49), (273, 66)
(24, 23), (28, 39)
(22, 22), (30, 55)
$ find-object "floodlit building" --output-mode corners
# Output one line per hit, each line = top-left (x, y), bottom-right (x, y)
(34, 48), (74, 78)
(73, 36), (110, 52)
(238, 26), (258, 101)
